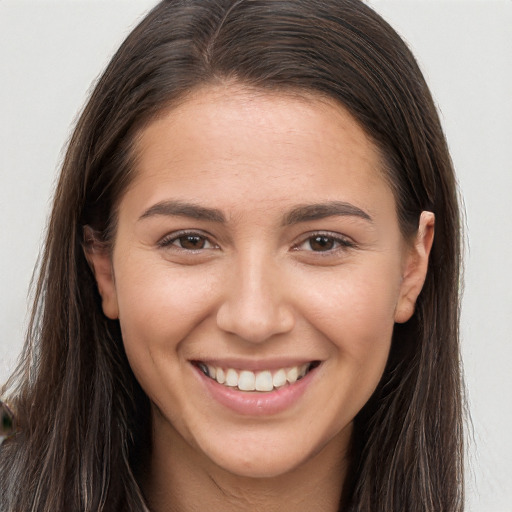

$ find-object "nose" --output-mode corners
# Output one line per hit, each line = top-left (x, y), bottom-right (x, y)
(216, 251), (295, 344)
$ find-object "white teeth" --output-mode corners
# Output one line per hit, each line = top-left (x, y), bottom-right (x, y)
(238, 371), (256, 391)
(216, 367), (225, 384)
(272, 369), (287, 388)
(225, 369), (239, 387)
(286, 366), (299, 384)
(207, 365), (217, 379)
(255, 371), (273, 392)
(200, 362), (317, 392)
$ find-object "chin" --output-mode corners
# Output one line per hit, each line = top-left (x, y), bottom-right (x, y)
(196, 427), (340, 480)
(211, 449), (310, 479)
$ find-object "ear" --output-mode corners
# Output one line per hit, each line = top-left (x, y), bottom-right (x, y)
(83, 226), (119, 320)
(394, 211), (435, 324)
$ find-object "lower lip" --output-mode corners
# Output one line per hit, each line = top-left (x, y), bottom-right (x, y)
(194, 365), (317, 416)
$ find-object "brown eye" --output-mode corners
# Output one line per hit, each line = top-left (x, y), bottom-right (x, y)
(309, 235), (335, 251)
(178, 235), (207, 250)
(293, 232), (354, 254)
(158, 231), (217, 252)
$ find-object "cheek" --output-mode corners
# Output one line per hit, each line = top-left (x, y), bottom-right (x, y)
(114, 258), (220, 342)
(112, 257), (221, 411)
(111, 257), (224, 401)
(299, 261), (402, 361)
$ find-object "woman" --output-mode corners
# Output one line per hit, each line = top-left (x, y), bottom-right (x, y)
(0, 0), (464, 510)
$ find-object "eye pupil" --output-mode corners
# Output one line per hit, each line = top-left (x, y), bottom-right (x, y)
(310, 236), (334, 251)
(180, 235), (205, 250)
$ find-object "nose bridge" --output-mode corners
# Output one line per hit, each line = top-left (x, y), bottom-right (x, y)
(216, 245), (294, 343)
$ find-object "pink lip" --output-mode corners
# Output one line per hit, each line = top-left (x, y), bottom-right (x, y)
(194, 358), (314, 372)
(193, 363), (318, 416)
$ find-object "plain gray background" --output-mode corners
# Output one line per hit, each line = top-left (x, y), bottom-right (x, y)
(1, 1), (511, 510)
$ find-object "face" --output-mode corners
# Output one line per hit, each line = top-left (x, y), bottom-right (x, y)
(90, 85), (433, 479)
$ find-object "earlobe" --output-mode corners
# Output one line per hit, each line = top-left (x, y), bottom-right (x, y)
(394, 211), (435, 324)
(83, 226), (119, 320)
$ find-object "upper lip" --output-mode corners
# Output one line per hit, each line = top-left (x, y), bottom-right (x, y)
(190, 358), (321, 372)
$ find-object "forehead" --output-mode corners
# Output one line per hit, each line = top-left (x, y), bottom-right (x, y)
(124, 85), (393, 221)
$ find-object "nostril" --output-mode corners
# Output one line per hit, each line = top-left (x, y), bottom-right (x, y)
(216, 299), (295, 344)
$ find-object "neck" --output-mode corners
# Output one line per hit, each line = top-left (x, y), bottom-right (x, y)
(143, 413), (352, 512)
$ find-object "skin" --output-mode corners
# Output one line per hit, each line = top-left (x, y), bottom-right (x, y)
(88, 84), (434, 512)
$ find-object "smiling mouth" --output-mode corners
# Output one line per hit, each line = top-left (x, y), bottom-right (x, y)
(193, 361), (321, 392)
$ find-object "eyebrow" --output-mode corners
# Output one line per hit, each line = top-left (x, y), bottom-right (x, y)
(138, 199), (372, 225)
(282, 201), (372, 225)
(139, 200), (226, 223)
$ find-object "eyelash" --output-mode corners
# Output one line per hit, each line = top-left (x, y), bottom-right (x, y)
(157, 231), (218, 251)
(292, 232), (356, 254)
(157, 230), (355, 254)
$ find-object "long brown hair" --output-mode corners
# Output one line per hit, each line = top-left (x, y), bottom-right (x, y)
(0, 1), (463, 510)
